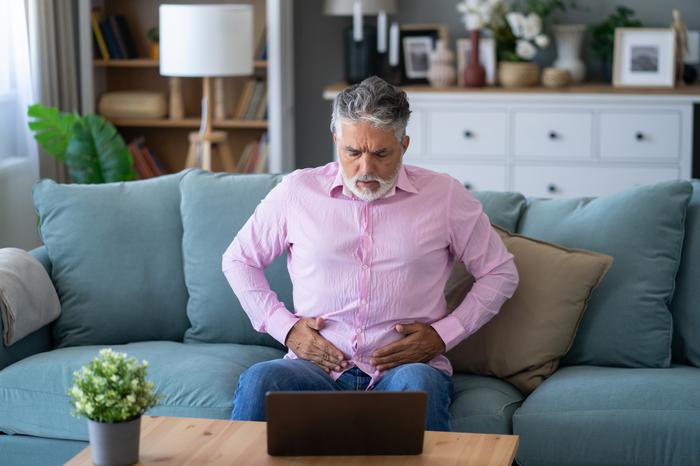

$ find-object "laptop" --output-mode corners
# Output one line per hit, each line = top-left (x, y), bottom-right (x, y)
(266, 391), (427, 456)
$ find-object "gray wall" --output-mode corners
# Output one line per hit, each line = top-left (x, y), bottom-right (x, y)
(294, 0), (700, 170)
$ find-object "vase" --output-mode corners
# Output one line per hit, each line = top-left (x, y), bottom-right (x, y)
(552, 24), (586, 83)
(463, 30), (486, 87)
(149, 43), (159, 61)
(498, 61), (540, 87)
(87, 417), (141, 466)
(427, 39), (456, 88)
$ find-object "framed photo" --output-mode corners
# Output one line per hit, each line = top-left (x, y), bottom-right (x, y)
(456, 37), (497, 86)
(613, 28), (676, 88)
(399, 24), (449, 85)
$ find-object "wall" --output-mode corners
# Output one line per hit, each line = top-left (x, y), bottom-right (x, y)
(293, 0), (700, 170)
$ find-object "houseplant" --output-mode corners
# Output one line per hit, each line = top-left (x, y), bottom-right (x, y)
(68, 349), (161, 466)
(589, 6), (642, 82)
(27, 103), (137, 183)
(494, 8), (550, 87)
(147, 26), (159, 61)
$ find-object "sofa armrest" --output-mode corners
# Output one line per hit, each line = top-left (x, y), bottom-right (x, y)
(0, 246), (54, 370)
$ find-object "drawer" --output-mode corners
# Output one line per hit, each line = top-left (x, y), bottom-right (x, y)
(428, 110), (507, 158)
(404, 110), (424, 158)
(410, 162), (506, 191)
(599, 111), (681, 159)
(513, 111), (593, 159)
(512, 165), (680, 198)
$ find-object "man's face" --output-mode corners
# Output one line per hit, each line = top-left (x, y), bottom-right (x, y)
(334, 121), (409, 201)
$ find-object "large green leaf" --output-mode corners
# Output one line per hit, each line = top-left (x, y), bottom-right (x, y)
(27, 104), (80, 161)
(65, 115), (137, 184)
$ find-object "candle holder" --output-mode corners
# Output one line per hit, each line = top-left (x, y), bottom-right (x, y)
(344, 24), (377, 84)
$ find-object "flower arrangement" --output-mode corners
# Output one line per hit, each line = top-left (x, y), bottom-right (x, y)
(503, 11), (549, 61)
(68, 349), (161, 424)
(457, 0), (503, 31)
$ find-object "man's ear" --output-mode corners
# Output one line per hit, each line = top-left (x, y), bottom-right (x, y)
(401, 135), (410, 155)
(332, 133), (337, 145)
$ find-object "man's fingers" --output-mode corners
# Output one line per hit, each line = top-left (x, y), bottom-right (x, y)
(372, 338), (410, 359)
(306, 317), (325, 331)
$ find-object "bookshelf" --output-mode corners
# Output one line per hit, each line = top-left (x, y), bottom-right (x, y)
(78, 0), (294, 174)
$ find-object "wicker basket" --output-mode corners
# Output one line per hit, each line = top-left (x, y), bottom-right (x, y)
(498, 61), (540, 88)
(542, 67), (572, 87)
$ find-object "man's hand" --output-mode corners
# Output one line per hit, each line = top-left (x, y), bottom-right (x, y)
(285, 317), (349, 373)
(370, 323), (446, 371)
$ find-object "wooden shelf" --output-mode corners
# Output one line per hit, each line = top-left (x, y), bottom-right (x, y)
(94, 59), (268, 69)
(108, 118), (268, 129)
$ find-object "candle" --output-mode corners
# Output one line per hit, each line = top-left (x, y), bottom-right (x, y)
(353, 0), (363, 42)
(377, 10), (387, 53)
(389, 21), (399, 66)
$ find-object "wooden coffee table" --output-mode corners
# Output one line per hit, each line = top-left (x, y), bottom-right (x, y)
(66, 415), (519, 465)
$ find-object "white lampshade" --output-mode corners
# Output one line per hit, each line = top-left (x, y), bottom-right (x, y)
(323, 0), (397, 16)
(159, 4), (253, 77)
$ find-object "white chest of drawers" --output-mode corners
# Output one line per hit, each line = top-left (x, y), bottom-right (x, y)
(324, 84), (700, 198)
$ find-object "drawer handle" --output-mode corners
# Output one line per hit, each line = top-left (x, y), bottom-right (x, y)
(548, 131), (558, 140)
(463, 130), (474, 139)
(636, 132), (645, 141)
(547, 184), (557, 193)
(465, 183), (472, 190)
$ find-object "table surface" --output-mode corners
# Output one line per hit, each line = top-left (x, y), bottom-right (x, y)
(66, 415), (519, 466)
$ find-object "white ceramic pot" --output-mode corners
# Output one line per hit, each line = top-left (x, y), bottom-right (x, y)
(427, 40), (456, 88)
(552, 24), (586, 83)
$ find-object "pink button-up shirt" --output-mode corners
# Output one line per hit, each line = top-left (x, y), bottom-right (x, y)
(222, 161), (518, 389)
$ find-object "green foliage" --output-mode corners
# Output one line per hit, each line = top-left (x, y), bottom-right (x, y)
(68, 349), (162, 424)
(147, 26), (159, 43)
(589, 6), (643, 63)
(27, 104), (137, 184)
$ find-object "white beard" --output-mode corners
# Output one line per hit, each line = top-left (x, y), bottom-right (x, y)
(341, 164), (400, 202)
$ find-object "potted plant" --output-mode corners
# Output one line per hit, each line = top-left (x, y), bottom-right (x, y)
(27, 103), (137, 183)
(68, 349), (161, 466)
(589, 6), (642, 82)
(493, 5), (551, 87)
(147, 26), (159, 61)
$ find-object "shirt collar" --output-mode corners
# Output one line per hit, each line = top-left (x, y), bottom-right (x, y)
(328, 162), (419, 199)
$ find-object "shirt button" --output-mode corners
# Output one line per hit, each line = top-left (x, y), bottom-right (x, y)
(361, 298), (367, 305)
(356, 328), (362, 334)
(362, 264), (368, 270)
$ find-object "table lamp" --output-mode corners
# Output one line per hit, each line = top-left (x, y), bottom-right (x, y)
(323, 0), (397, 84)
(160, 4), (253, 171)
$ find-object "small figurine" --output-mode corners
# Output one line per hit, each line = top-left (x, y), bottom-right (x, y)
(672, 9), (689, 86)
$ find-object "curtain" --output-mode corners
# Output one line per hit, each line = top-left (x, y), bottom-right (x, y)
(0, 0), (41, 249)
(28, 0), (83, 183)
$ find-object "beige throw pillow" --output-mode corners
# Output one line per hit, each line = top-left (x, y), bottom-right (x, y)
(444, 225), (613, 395)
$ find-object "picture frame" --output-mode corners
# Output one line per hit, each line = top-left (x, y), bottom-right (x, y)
(456, 37), (497, 86)
(613, 28), (676, 88)
(399, 24), (449, 85)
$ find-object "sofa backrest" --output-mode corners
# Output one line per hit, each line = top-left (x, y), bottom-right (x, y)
(33, 173), (191, 348)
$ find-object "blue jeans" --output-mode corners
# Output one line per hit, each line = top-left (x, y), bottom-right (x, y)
(231, 359), (454, 431)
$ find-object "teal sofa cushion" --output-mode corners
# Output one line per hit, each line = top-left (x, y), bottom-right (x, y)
(471, 191), (527, 232)
(32, 174), (191, 347)
(512, 365), (700, 466)
(0, 341), (285, 441)
(0, 435), (86, 466)
(671, 180), (700, 366)
(517, 181), (692, 368)
(179, 170), (291, 347)
(450, 374), (523, 434)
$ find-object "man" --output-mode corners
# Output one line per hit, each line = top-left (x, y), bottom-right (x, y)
(222, 76), (518, 431)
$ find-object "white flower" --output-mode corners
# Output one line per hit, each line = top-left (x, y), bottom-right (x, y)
(522, 13), (542, 40)
(506, 12), (525, 38)
(534, 34), (550, 48)
(516, 40), (537, 60)
(465, 13), (485, 30)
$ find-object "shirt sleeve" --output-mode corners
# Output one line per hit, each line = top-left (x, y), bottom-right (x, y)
(221, 176), (300, 346)
(431, 179), (520, 352)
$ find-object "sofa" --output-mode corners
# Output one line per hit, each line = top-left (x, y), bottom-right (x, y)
(1, 168), (699, 466)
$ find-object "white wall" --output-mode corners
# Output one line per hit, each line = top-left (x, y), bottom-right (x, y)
(0, 157), (41, 250)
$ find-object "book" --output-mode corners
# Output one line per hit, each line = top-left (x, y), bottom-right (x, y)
(255, 28), (267, 61)
(99, 17), (122, 59)
(145, 147), (167, 174)
(244, 140), (260, 173)
(236, 141), (256, 173)
(234, 80), (256, 119)
(254, 87), (268, 120)
(114, 15), (138, 58)
(244, 81), (265, 120)
(141, 145), (162, 176)
(128, 142), (153, 179)
(91, 9), (110, 60)
(108, 16), (128, 59)
(254, 134), (269, 173)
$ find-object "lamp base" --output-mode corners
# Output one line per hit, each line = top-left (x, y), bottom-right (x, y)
(185, 131), (236, 172)
(344, 25), (377, 84)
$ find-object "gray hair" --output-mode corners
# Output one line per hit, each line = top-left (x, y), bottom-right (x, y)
(330, 76), (411, 142)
